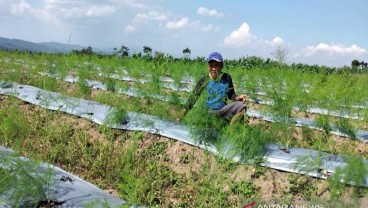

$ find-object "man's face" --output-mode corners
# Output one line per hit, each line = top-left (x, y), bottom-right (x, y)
(208, 61), (222, 78)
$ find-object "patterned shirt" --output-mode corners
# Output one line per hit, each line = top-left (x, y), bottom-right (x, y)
(184, 73), (236, 110)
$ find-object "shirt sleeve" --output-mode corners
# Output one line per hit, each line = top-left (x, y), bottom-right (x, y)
(184, 76), (207, 110)
(223, 73), (236, 101)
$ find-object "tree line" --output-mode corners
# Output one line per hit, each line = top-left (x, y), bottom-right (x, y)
(3, 44), (367, 75)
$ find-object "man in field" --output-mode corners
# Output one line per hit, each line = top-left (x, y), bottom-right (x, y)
(180, 52), (247, 125)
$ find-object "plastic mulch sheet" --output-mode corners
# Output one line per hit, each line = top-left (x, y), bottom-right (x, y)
(95, 71), (368, 112)
(43, 71), (368, 118)
(0, 146), (130, 208)
(38, 73), (368, 142)
(1, 81), (368, 188)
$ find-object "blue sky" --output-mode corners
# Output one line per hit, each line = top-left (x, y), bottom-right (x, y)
(0, 0), (367, 67)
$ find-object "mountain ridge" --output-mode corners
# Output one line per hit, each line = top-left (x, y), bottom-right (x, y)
(0, 36), (101, 53)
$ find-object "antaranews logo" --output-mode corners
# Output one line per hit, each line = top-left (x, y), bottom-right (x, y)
(243, 201), (324, 208)
(243, 201), (255, 208)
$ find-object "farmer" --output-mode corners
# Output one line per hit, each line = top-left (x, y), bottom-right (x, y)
(180, 52), (247, 125)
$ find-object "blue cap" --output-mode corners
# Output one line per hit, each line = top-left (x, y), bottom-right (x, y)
(208, 52), (223, 63)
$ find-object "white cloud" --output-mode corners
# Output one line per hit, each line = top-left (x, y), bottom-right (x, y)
(10, 0), (31, 14)
(272, 36), (284, 45)
(44, 0), (147, 10)
(86, 5), (116, 17)
(297, 43), (367, 57)
(125, 10), (215, 35)
(11, 0), (147, 21)
(224, 22), (255, 47)
(190, 20), (216, 32)
(124, 24), (137, 34)
(164, 18), (216, 32)
(133, 11), (169, 23)
(290, 43), (368, 67)
(199, 24), (214, 32)
(197, 7), (224, 18)
(224, 22), (287, 52)
(165, 17), (189, 30)
(10, 0), (118, 21)
(124, 10), (170, 34)
(264, 36), (285, 46)
(11, 0), (57, 22)
(111, 0), (148, 10)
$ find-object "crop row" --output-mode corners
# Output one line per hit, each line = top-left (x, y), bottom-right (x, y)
(37, 72), (368, 143)
(1, 81), (368, 188)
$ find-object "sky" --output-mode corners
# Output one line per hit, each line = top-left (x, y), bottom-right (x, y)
(0, 0), (367, 67)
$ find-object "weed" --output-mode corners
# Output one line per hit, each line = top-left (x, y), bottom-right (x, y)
(250, 157), (267, 179)
(301, 125), (315, 145)
(315, 115), (331, 136)
(0, 101), (29, 147)
(230, 180), (259, 198)
(277, 190), (293, 205)
(335, 118), (356, 139)
(103, 106), (128, 127)
(216, 156), (238, 172)
(288, 174), (316, 200)
(147, 142), (167, 157)
(169, 91), (183, 107)
(118, 171), (147, 204)
(104, 78), (117, 92)
(39, 76), (58, 91)
(76, 78), (92, 97)
(328, 155), (368, 199)
(84, 199), (119, 208)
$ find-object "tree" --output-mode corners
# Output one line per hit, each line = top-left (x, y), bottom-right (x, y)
(119, 45), (129, 57)
(132, 52), (142, 59)
(351, 59), (360, 68)
(143, 46), (152, 57)
(271, 44), (288, 65)
(154, 51), (164, 59)
(360, 61), (367, 68)
(72, 46), (94, 55)
(182, 47), (191, 59)
(82, 46), (93, 55)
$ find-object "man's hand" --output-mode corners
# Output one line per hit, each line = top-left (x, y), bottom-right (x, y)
(236, 94), (247, 103)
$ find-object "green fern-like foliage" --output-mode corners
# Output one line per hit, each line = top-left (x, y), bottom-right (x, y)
(0, 154), (55, 207)
(103, 106), (128, 127)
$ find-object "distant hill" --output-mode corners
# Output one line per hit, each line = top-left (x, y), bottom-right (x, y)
(0, 36), (101, 53)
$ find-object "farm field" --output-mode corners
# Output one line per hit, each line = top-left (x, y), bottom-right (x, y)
(1, 51), (368, 207)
